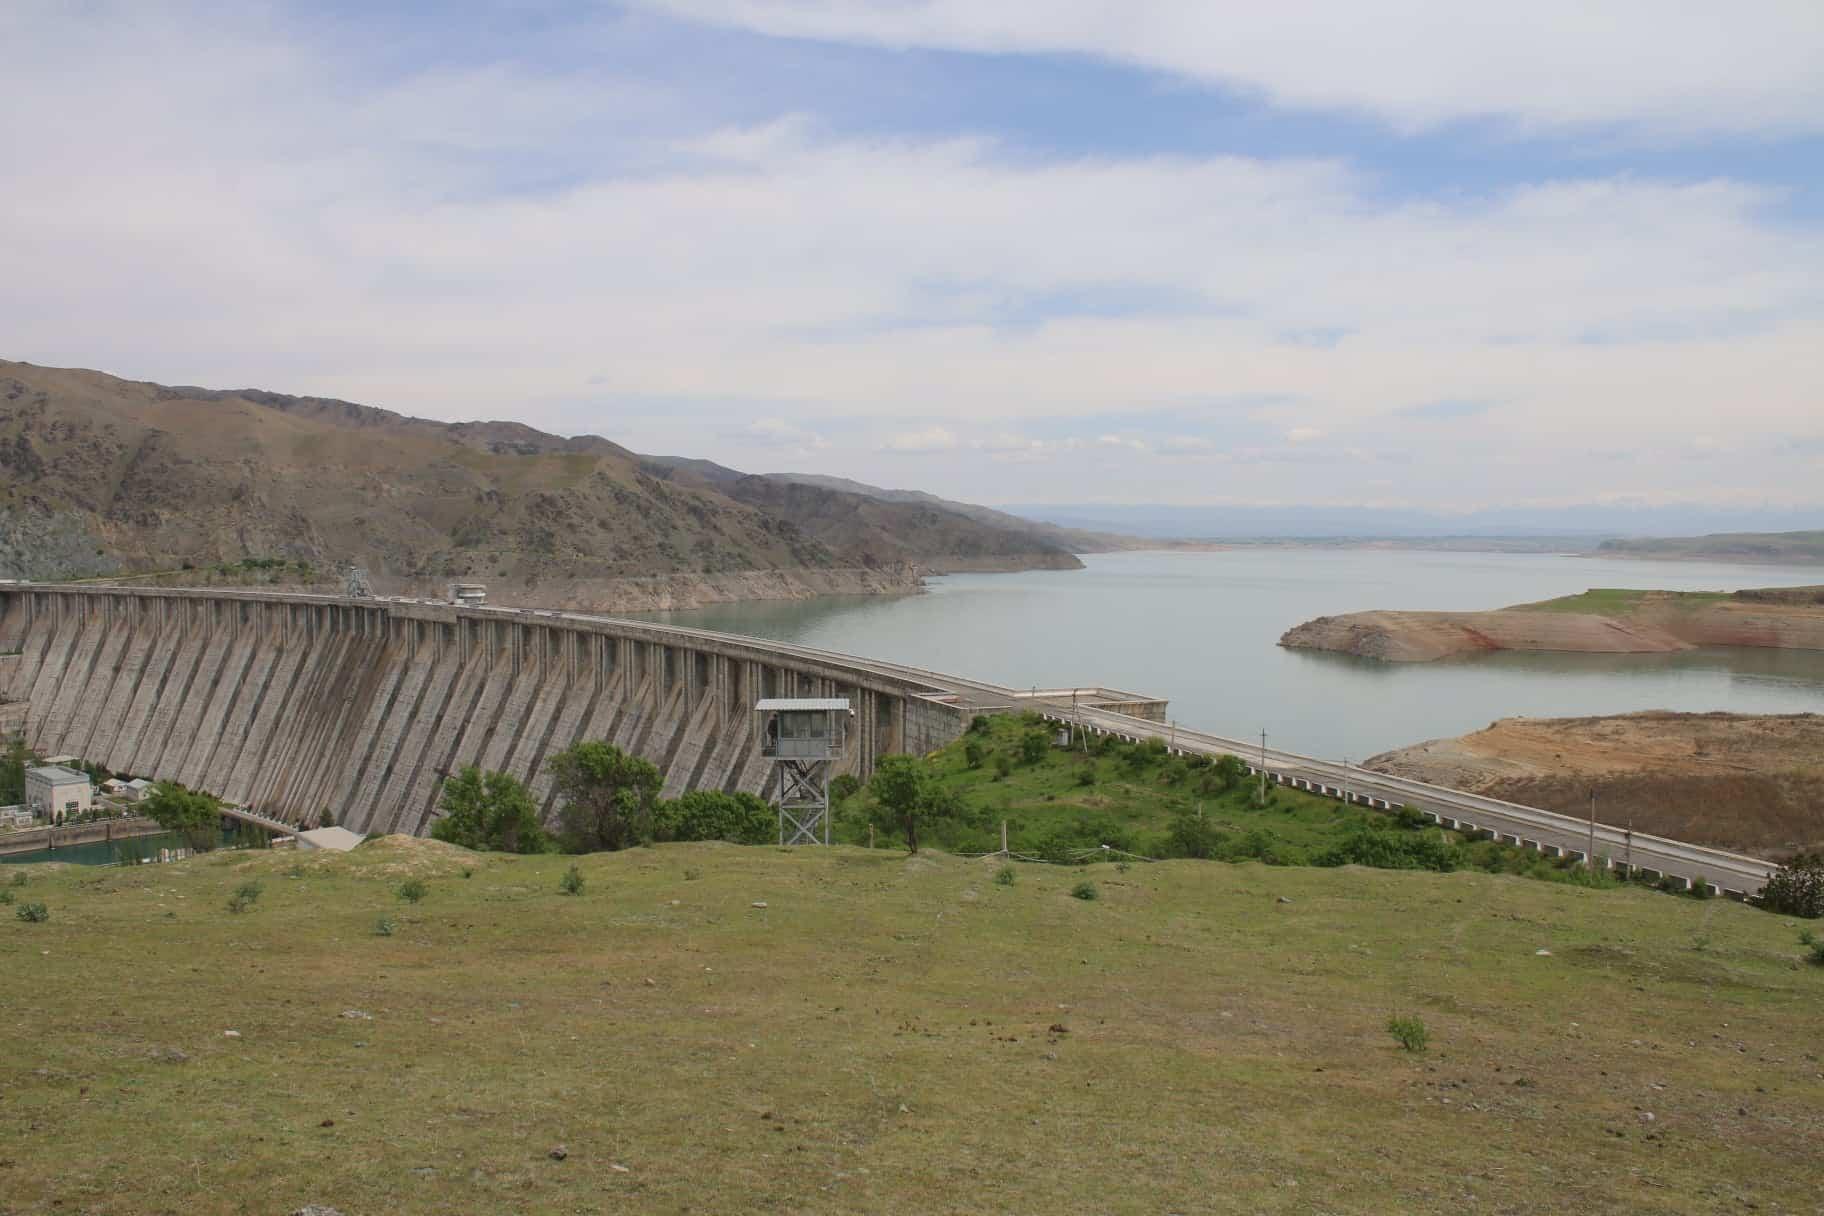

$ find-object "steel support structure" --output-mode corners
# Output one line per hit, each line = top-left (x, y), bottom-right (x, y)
(775, 758), (832, 846)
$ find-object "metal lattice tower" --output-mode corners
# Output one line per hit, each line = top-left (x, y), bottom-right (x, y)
(755, 698), (850, 846)
(342, 565), (373, 599)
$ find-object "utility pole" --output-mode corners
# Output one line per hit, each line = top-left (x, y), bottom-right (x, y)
(1624, 818), (1634, 875)
(1258, 728), (1268, 805)
(1587, 788), (1597, 870)
(1342, 756), (1350, 806)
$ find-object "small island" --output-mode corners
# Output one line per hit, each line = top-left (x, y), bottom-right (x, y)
(1279, 585), (1824, 662)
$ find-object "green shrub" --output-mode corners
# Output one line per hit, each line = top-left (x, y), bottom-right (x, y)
(1800, 928), (1824, 966)
(559, 864), (586, 896)
(10, 871), (26, 887)
(963, 739), (987, 770)
(374, 917), (396, 937)
(994, 865), (1016, 887)
(226, 880), (263, 914)
(1317, 828), (1461, 873)
(0, 888), (12, 906)
(1018, 731), (1050, 766)
(16, 901), (49, 923)
(654, 790), (775, 845)
(1757, 852), (1824, 918)
(1393, 805), (1429, 830)
(968, 715), (992, 735)
(1074, 766), (1096, 787)
(993, 755), (1013, 780)
(1070, 881), (1099, 902)
(1387, 1015), (1429, 1052)
(1164, 809), (1225, 860)
(397, 878), (428, 904)
(683, 868), (701, 881)
(1691, 876), (1715, 900)
(830, 774), (862, 802)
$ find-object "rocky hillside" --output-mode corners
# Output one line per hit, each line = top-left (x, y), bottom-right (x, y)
(0, 360), (1080, 603)
(639, 459), (1084, 573)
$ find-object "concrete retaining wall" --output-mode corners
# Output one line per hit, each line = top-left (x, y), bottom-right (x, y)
(0, 587), (972, 836)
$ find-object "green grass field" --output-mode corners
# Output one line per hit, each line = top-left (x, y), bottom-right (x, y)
(4, 838), (1820, 1215)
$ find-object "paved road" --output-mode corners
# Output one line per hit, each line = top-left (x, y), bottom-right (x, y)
(1050, 705), (1777, 897)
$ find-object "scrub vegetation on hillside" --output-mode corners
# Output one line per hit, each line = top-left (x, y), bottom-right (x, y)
(831, 714), (1634, 889)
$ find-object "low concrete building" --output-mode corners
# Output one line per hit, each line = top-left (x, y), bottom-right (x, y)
(26, 765), (92, 824)
(296, 826), (364, 852)
(0, 804), (33, 830)
(121, 778), (154, 802)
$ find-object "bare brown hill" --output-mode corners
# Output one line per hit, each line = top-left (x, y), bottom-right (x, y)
(1364, 712), (1824, 859)
(0, 360), (1080, 605)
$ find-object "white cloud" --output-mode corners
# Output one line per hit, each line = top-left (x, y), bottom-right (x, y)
(881, 426), (959, 453)
(0, 3), (1819, 509)
(1285, 426), (1326, 443)
(736, 417), (828, 450)
(638, 1), (1824, 137)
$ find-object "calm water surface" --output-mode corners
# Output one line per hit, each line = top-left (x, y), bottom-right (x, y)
(636, 550), (1824, 761)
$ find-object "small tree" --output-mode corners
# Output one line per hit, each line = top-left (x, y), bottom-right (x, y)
(140, 782), (223, 851)
(860, 755), (974, 854)
(1018, 731), (1050, 766)
(1165, 808), (1224, 860)
(548, 741), (662, 853)
(1758, 852), (1824, 919)
(963, 738), (987, 770)
(1211, 753), (1248, 793)
(432, 766), (548, 854)
(559, 864), (586, 896)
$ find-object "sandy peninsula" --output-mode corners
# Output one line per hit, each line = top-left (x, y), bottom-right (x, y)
(1280, 585), (1824, 662)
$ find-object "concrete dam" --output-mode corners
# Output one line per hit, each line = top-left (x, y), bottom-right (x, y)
(0, 584), (1165, 836)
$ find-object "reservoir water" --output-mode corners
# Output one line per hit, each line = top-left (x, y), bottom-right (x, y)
(635, 549), (1824, 762)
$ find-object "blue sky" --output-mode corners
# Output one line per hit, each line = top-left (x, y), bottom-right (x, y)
(5, 1), (1823, 512)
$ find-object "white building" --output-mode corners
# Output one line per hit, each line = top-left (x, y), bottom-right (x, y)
(26, 765), (92, 824)
(121, 778), (154, 802)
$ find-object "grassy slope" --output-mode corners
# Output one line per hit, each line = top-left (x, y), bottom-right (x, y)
(1510, 588), (1730, 615)
(832, 716), (1619, 885)
(832, 715), (1386, 859)
(3, 840), (1820, 1215)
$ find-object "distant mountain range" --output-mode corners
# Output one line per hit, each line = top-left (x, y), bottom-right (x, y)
(0, 360), (1080, 599)
(1596, 531), (1824, 564)
(1004, 503), (1824, 543)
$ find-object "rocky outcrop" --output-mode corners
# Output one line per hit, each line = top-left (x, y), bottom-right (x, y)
(1278, 609), (1689, 661)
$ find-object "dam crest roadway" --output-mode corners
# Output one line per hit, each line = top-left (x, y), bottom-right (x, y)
(0, 583), (1776, 895)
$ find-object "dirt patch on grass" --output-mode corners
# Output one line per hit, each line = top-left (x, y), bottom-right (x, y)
(1366, 711), (1824, 858)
